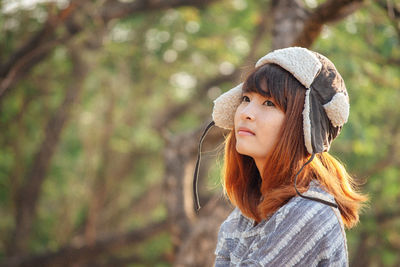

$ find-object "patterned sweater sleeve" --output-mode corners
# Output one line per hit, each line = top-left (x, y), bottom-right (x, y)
(215, 197), (348, 267)
(214, 208), (242, 266)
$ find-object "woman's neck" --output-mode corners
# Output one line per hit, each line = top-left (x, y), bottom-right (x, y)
(253, 157), (265, 177)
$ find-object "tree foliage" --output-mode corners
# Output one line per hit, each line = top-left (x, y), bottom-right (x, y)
(0, 0), (399, 266)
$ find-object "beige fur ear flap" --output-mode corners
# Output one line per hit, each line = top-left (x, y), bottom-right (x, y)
(212, 83), (243, 129)
(323, 92), (349, 127)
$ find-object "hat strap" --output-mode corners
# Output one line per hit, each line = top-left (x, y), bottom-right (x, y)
(193, 120), (215, 211)
(294, 153), (338, 208)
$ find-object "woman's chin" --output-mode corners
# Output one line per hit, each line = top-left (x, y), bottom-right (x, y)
(235, 146), (252, 158)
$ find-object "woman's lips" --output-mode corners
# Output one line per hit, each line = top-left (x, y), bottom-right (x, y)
(238, 131), (255, 136)
(238, 127), (255, 136)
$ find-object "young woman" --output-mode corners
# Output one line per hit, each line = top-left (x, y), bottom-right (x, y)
(193, 47), (367, 266)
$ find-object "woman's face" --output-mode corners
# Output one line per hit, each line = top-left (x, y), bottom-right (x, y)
(234, 91), (285, 164)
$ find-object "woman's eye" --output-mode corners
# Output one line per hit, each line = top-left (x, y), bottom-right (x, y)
(241, 96), (250, 102)
(264, 100), (275, 107)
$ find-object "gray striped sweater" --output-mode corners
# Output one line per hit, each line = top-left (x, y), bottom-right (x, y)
(214, 182), (348, 266)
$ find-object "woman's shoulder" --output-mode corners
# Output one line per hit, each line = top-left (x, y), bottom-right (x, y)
(254, 183), (348, 266)
(218, 207), (250, 236)
(274, 181), (342, 230)
(219, 181), (342, 234)
(215, 183), (348, 266)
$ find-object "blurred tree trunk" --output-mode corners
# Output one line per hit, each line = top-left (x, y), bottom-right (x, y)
(270, 0), (309, 49)
(174, 196), (233, 267)
(163, 130), (197, 254)
(7, 46), (88, 256)
(85, 86), (116, 244)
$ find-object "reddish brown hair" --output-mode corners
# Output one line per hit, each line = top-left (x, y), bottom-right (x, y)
(223, 64), (367, 228)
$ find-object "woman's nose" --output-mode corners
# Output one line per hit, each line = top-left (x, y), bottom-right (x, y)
(240, 103), (256, 121)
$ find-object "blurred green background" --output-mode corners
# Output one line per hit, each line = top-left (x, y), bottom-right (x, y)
(0, 0), (399, 266)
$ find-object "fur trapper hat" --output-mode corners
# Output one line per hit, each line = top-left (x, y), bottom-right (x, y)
(212, 47), (349, 154)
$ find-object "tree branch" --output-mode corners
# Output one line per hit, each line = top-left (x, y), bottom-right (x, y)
(101, 0), (221, 21)
(0, 1), (81, 99)
(376, 0), (400, 20)
(293, 0), (365, 48)
(0, 0), (223, 101)
(376, 0), (400, 39)
(375, 209), (400, 224)
(358, 125), (400, 179)
(1, 220), (170, 267)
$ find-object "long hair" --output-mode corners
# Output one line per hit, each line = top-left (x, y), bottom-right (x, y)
(223, 63), (367, 228)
